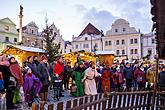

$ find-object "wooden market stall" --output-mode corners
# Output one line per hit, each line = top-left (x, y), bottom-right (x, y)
(95, 50), (115, 66)
(2, 45), (46, 67)
(63, 50), (97, 67)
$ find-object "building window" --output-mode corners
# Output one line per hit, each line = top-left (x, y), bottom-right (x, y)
(115, 29), (118, 32)
(109, 41), (111, 45)
(123, 28), (126, 32)
(131, 49), (134, 54)
(122, 50), (125, 55)
(14, 38), (17, 42)
(116, 40), (119, 45)
(85, 37), (88, 40)
(105, 41), (108, 46)
(152, 39), (155, 44)
(116, 50), (120, 55)
(5, 37), (9, 42)
(83, 44), (89, 48)
(134, 38), (138, 43)
(122, 40), (125, 45)
(5, 26), (9, 31)
(76, 45), (78, 49)
(32, 30), (34, 34)
(135, 49), (138, 54)
(130, 39), (133, 44)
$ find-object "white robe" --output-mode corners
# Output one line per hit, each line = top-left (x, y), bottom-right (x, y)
(82, 67), (101, 95)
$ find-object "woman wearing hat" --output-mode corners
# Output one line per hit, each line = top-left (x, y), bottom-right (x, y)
(38, 55), (50, 103)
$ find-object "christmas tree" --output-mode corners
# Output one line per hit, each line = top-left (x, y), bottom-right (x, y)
(42, 18), (60, 63)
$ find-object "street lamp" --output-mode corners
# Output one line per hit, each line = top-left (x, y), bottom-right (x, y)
(100, 30), (104, 51)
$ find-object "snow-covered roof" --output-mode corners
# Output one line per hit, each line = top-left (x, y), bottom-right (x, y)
(12, 45), (46, 53)
(95, 50), (115, 55)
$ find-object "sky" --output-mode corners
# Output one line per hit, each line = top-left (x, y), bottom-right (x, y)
(0, 0), (152, 41)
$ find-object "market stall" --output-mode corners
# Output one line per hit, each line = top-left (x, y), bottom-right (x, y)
(95, 50), (115, 66)
(63, 50), (97, 67)
(2, 45), (46, 67)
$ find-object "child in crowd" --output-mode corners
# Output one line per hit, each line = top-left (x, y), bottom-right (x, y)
(23, 67), (42, 106)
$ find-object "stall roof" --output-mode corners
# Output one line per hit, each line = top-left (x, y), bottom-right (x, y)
(95, 50), (115, 55)
(6, 45), (46, 53)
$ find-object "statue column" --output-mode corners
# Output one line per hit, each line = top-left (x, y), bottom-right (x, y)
(19, 5), (23, 43)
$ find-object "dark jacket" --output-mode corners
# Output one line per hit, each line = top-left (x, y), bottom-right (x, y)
(26, 62), (39, 77)
(38, 63), (50, 86)
(0, 65), (14, 89)
(158, 71), (165, 87)
(123, 67), (133, 80)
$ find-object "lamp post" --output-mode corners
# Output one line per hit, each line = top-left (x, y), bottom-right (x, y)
(101, 30), (104, 51)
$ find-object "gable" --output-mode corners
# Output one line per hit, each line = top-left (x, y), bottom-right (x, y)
(27, 21), (38, 29)
(0, 17), (16, 26)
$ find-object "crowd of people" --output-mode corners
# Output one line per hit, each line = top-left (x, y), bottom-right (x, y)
(0, 54), (165, 109)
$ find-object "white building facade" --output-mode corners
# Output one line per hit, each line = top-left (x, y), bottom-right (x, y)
(141, 32), (156, 60)
(72, 23), (102, 52)
(104, 19), (142, 60)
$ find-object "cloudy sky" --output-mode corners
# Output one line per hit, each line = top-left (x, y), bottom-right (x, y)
(0, 0), (152, 41)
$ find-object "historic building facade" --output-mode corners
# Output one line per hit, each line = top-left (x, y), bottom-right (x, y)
(22, 21), (43, 49)
(47, 23), (65, 54)
(141, 32), (156, 60)
(72, 23), (102, 52)
(0, 17), (19, 52)
(103, 19), (142, 60)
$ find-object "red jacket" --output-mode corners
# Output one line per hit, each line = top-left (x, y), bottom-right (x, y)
(54, 61), (64, 79)
(134, 68), (145, 83)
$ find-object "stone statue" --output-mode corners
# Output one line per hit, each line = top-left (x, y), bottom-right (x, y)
(20, 5), (23, 15)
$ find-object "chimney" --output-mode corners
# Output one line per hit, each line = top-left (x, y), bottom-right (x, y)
(19, 5), (23, 43)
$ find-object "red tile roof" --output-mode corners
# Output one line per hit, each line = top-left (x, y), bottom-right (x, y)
(79, 23), (101, 36)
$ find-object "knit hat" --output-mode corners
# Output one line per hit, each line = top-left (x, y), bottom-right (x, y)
(40, 55), (47, 61)
(8, 55), (15, 63)
(24, 66), (31, 73)
(78, 61), (84, 66)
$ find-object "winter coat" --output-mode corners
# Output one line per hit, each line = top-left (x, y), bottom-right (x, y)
(64, 66), (73, 81)
(54, 61), (64, 79)
(134, 68), (145, 83)
(101, 68), (111, 92)
(123, 67), (133, 80)
(38, 63), (50, 86)
(146, 68), (155, 84)
(158, 71), (165, 87)
(113, 72), (124, 85)
(9, 62), (23, 85)
(26, 62), (39, 77)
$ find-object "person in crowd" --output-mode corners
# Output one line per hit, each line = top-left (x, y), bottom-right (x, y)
(77, 54), (82, 63)
(158, 66), (165, 90)
(82, 61), (101, 95)
(25, 56), (39, 78)
(96, 66), (103, 93)
(8, 56), (23, 104)
(33, 56), (40, 66)
(0, 55), (17, 109)
(23, 67), (42, 106)
(123, 62), (134, 91)
(64, 61), (73, 90)
(101, 64), (111, 92)
(110, 64), (117, 91)
(0, 71), (4, 93)
(71, 61), (84, 97)
(113, 67), (124, 92)
(134, 64), (146, 90)
(38, 55), (50, 102)
(146, 64), (155, 90)
(54, 54), (64, 97)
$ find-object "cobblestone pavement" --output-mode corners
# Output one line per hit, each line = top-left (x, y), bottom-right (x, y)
(0, 87), (74, 110)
